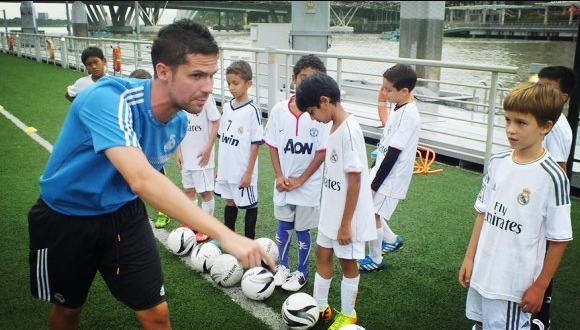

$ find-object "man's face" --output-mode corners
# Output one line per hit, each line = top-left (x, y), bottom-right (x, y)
(167, 53), (218, 114)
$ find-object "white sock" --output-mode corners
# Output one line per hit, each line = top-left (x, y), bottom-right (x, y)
(369, 228), (383, 264)
(201, 198), (215, 216)
(313, 272), (332, 311)
(381, 217), (397, 243)
(341, 275), (359, 317)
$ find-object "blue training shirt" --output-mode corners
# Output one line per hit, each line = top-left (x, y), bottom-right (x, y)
(40, 76), (187, 216)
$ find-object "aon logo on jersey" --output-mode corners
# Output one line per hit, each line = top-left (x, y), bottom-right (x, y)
(284, 139), (313, 154)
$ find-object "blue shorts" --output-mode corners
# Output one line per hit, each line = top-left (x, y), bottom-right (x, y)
(28, 198), (165, 310)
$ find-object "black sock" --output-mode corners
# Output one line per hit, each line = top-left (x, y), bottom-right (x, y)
(244, 207), (258, 239)
(224, 205), (238, 232)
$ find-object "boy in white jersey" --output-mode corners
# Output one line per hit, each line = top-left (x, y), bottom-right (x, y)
(65, 46), (107, 102)
(296, 72), (376, 330)
(215, 60), (263, 239)
(459, 82), (572, 330)
(533, 65), (576, 330)
(176, 93), (220, 241)
(263, 55), (330, 292)
(359, 64), (421, 272)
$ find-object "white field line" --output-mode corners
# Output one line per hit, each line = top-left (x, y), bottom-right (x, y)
(0, 104), (285, 330)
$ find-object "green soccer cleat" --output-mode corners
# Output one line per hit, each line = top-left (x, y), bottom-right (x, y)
(154, 213), (170, 228)
(327, 310), (357, 330)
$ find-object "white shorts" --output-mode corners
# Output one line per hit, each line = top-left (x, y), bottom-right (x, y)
(466, 287), (531, 330)
(373, 192), (400, 221)
(214, 181), (258, 209)
(316, 231), (365, 260)
(274, 204), (319, 231)
(181, 168), (215, 193)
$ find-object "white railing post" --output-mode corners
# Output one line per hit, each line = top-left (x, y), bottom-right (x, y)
(35, 35), (41, 62)
(60, 37), (68, 69)
(484, 71), (499, 173)
(266, 47), (278, 116)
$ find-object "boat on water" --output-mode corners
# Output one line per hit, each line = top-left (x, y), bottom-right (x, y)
(381, 28), (400, 41)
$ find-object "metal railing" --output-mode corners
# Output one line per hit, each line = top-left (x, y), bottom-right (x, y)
(0, 31), (520, 171)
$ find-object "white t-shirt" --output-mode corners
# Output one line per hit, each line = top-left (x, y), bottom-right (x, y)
(67, 75), (99, 98)
(543, 113), (572, 163)
(318, 115), (376, 242)
(180, 94), (221, 170)
(263, 97), (331, 207)
(216, 99), (263, 185)
(472, 150), (572, 302)
(370, 101), (421, 199)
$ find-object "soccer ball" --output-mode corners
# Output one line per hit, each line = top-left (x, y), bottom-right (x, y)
(190, 242), (222, 273)
(255, 237), (279, 267)
(167, 226), (197, 256)
(338, 325), (366, 330)
(281, 292), (319, 330)
(210, 253), (244, 287)
(241, 266), (275, 301)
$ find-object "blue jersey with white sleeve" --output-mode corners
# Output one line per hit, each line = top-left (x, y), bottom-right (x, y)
(40, 76), (187, 216)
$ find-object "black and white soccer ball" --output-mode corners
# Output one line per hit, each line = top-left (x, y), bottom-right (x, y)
(338, 324), (366, 330)
(255, 237), (279, 266)
(241, 266), (275, 301)
(210, 253), (243, 287)
(167, 226), (196, 256)
(281, 292), (319, 330)
(190, 242), (222, 273)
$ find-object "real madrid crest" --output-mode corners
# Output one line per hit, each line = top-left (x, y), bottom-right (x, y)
(330, 149), (338, 163)
(238, 126), (244, 134)
(517, 188), (530, 205)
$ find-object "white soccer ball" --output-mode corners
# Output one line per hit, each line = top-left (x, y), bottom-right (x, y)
(190, 242), (222, 273)
(210, 253), (244, 287)
(338, 325), (366, 330)
(281, 292), (319, 330)
(241, 266), (275, 301)
(167, 226), (197, 256)
(256, 237), (279, 265)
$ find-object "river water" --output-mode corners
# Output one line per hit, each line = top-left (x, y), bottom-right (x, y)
(39, 26), (576, 90)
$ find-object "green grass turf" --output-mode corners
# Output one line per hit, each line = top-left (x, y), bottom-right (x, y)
(1, 52), (579, 329)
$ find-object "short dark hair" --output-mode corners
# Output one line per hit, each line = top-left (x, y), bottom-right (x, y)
(293, 54), (326, 76)
(383, 64), (417, 92)
(129, 69), (152, 79)
(538, 66), (577, 96)
(151, 19), (219, 74)
(81, 46), (105, 65)
(296, 72), (341, 111)
(226, 60), (253, 81)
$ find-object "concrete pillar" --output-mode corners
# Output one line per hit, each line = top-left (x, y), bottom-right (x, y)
(501, 9), (505, 25)
(290, 1), (331, 56)
(72, 1), (88, 37)
(399, 1), (444, 93)
(20, 1), (38, 34)
(544, 7), (548, 25)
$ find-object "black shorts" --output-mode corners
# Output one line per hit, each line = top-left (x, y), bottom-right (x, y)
(28, 198), (165, 310)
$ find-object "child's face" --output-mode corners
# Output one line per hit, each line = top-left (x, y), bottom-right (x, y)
(382, 77), (409, 104)
(84, 56), (106, 81)
(226, 73), (252, 100)
(293, 67), (320, 89)
(307, 97), (332, 123)
(504, 110), (552, 153)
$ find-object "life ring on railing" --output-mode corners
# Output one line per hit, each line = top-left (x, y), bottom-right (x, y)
(112, 43), (121, 75)
(8, 35), (14, 51)
(377, 86), (388, 126)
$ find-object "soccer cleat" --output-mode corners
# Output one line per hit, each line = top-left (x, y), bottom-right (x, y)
(281, 271), (307, 291)
(274, 265), (290, 287)
(195, 232), (209, 242)
(319, 305), (332, 322)
(382, 236), (404, 254)
(327, 310), (357, 330)
(531, 319), (550, 330)
(154, 213), (170, 228)
(358, 256), (385, 272)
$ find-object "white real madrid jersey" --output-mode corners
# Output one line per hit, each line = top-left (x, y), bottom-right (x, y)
(263, 97), (331, 207)
(319, 115), (376, 242)
(472, 150), (572, 302)
(181, 94), (221, 170)
(370, 101), (421, 199)
(216, 99), (263, 185)
(543, 113), (573, 163)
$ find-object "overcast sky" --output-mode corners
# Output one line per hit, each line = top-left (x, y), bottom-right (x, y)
(1, 2), (177, 24)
